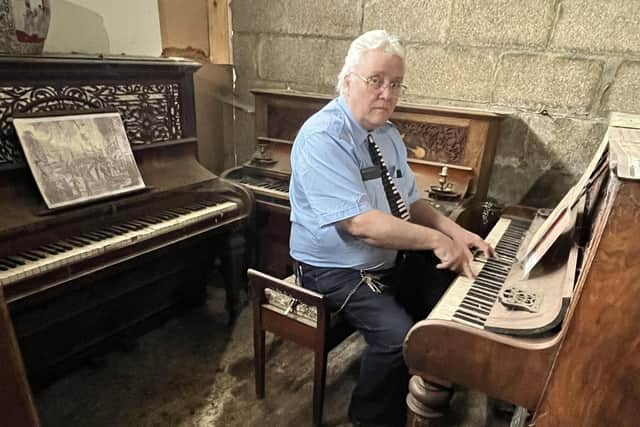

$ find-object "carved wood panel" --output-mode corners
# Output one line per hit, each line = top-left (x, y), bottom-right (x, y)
(267, 106), (314, 141)
(394, 119), (467, 164)
(0, 83), (183, 167)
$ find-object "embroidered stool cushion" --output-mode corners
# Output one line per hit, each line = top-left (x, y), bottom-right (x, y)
(263, 275), (319, 327)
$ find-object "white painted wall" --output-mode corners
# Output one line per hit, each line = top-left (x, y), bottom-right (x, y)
(44, 0), (162, 56)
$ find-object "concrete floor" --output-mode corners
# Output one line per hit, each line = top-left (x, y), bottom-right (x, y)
(34, 286), (513, 427)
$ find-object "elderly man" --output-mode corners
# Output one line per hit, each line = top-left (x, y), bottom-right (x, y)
(289, 30), (493, 426)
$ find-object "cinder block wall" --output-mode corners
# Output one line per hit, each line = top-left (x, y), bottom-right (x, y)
(229, 0), (640, 207)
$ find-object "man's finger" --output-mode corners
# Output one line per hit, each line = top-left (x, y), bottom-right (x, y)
(464, 247), (474, 263)
(436, 261), (448, 270)
(461, 261), (475, 279)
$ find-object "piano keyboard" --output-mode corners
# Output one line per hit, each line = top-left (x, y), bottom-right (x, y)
(428, 217), (531, 329)
(0, 200), (238, 287)
(235, 175), (289, 201)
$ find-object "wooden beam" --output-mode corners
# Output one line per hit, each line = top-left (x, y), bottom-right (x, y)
(208, 0), (232, 64)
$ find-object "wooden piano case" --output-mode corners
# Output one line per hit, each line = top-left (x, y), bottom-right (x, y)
(223, 89), (504, 277)
(0, 55), (252, 384)
(403, 152), (640, 426)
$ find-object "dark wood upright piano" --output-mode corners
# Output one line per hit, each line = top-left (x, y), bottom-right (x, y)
(403, 133), (640, 426)
(223, 89), (504, 277)
(0, 55), (253, 384)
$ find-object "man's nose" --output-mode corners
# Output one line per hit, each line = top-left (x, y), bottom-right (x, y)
(378, 84), (393, 99)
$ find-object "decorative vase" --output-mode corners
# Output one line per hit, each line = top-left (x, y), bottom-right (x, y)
(0, 0), (51, 55)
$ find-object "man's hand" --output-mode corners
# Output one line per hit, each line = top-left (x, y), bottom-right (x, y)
(432, 233), (475, 278)
(453, 228), (495, 259)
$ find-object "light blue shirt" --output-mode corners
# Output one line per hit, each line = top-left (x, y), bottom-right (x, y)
(289, 96), (420, 270)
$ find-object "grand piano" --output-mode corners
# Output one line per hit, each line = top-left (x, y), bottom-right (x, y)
(404, 128), (640, 426)
(223, 89), (504, 277)
(0, 55), (253, 384)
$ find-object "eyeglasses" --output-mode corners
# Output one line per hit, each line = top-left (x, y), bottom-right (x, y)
(351, 72), (407, 96)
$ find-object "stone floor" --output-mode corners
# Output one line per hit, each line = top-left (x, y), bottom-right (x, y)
(34, 286), (513, 427)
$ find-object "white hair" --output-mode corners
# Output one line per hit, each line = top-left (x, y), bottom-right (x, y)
(336, 30), (405, 96)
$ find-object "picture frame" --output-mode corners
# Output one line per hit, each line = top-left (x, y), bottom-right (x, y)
(12, 110), (146, 210)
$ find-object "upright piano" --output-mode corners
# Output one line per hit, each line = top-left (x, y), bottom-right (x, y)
(404, 134), (640, 426)
(0, 55), (252, 384)
(223, 89), (504, 277)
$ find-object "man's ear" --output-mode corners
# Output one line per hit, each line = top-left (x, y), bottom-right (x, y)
(343, 74), (351, 96)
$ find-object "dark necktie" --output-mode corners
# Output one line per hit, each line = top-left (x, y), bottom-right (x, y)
(366, 134), (410, 221)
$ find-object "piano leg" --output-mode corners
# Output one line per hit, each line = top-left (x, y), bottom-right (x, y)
(406, 375), (453, 426)
(221, 230), (247, 323)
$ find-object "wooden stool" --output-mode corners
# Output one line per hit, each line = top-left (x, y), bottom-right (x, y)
(248, 268), (355, 427)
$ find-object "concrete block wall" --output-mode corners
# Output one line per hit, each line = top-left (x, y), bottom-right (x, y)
(228, 0), (640, 207)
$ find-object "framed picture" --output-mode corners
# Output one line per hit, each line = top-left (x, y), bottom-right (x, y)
(13, 111), (146, 210)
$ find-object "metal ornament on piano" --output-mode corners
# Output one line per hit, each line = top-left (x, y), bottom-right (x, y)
(427, 166), (461, 201)
(498, 286), (542, 313)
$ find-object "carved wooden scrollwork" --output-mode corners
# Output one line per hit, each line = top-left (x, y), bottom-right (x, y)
(395, 119), (467, 164)
(0, 83), (183, 167)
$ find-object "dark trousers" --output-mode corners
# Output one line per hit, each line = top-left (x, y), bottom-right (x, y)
(296, 251), (455, 426)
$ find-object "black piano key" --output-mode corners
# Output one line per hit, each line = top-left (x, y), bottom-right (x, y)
(165, 209), (184, 216)
(463, 297), (493, 313)
(478, 271), (506, 285)
(475, 275), (502, 288)
(453, 311), (485, 326)
(460, 301), (491, 316)
(472, 282), (501, 295)
(118, 221), (141, 231)
(120, 222), (142, 230)
(24, 250), (46, 259)
(172, 207), (191, 215)
(50, 242), (72, 252)
(92, 230), (113, 239)
(107, 226), (129, 235)
(69, 236), (92, 246)
(82, 232), (104, 242)
(468, 289), (494, 302)
(156, 213), (175, 221)
(105, 225), (127, 235)
(470, 282), (498, 295)
(0, 258), (19, 268)
(110, 224), (132, 234)
(184, 204), (204, 211)
(138, 216), (161, 225)
(39, 245), (60, 255)
(18, 252), (39, 262)
(456, 306), (488, 322)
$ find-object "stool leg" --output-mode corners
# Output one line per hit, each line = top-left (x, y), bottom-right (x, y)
(312, 347), (328, 427)
(254, 310), (266, 398)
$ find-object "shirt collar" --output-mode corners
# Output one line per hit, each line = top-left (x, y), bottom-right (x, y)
(336, 95), (373, 145)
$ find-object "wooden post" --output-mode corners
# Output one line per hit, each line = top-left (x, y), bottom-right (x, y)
(208, 0), (232, 64)
(0, 287), (40, 427)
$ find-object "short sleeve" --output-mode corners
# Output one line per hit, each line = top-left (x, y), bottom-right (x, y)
(295, 132), (373, 226)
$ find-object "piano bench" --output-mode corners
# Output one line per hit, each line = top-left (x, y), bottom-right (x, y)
(247, 268), (355, 427)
